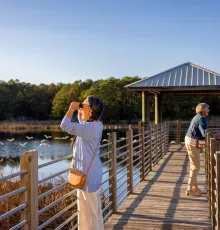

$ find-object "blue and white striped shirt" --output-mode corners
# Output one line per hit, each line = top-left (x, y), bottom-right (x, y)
(60, 117), (103, 192)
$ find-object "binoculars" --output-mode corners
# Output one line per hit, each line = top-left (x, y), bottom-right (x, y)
(79, 103), (83, 108)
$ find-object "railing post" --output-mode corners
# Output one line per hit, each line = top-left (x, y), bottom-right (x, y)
(159, 123), (162, 159)
(149, 125), (152, 171)
(138, 121), (145, 181)
(177, 120), (181, 145)
(207, 132), (213, 218)
(166, 121), (170, 152)
(162, 123), (166, 156)
(126, 128), (133, 194)
(109, 132), (117, 214)
(216, 151), (220, 229)
(20, 150), (38, 230)
(156, 124), (158, 164)
(210, 138), (218, 228)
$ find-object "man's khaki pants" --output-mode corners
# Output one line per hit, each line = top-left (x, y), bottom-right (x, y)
(185, 143), (200, 189)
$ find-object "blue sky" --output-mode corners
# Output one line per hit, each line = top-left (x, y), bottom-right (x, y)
(0, 0), (219, 85)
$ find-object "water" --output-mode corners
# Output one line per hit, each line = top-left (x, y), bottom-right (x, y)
(0, 130), (141, 206)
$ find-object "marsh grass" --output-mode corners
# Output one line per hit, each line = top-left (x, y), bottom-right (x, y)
(0, 171), (108, 230)
(0, 175), (77, 229)
(0, 121), (60, 131)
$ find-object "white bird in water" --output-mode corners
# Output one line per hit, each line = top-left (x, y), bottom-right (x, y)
(102, 139), (108, 142)
(19, 142), (28, 147)
(0, 142), (3, 145)
(44, 135), (52, 139)
(26, 136), (33, 140)
(7, 138), (15, 142)
(40, 143), (50, 147)
(0, 158), (4, 162)
(40, 139), (48, 142)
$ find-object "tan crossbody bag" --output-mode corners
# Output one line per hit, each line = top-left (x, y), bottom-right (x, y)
(68, 142), (99, 189)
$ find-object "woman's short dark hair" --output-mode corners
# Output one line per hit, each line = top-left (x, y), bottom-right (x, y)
(87, 95), (104, 121)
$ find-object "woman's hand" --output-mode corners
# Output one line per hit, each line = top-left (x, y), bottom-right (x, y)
(69, 102), (80, 111)
(214, 133), (220, 139)
(63, 102), (80, 119)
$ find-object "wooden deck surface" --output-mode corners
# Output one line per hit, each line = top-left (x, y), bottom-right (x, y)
(104, 145), (212, 230)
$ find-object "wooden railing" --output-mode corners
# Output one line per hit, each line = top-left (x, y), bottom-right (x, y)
(170, 120), (220, 144)
(205, 129), (220, 230)
(0, 121), (169, 229)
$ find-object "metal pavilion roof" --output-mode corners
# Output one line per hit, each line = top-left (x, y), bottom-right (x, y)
(126, 62), (220, 91)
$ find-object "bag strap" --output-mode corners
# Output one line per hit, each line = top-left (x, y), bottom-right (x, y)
(85, 139), (100, 176)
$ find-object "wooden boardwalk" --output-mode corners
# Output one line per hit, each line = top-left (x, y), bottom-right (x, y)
(105, 145), (212, 230)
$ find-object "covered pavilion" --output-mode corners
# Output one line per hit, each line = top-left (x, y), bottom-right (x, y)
(125, 62), (220, 124)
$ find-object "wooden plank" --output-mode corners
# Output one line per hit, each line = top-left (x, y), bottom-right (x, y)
(20, 152), (29, 230)
(105, 145), (212, 229)
(110, 132), (117, 213)
(20, 150), (38, 230)
(216, 151), (220, 228)
(126, 129), (133, 194)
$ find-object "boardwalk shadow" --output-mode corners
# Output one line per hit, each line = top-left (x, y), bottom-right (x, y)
(112, 145), (186, 229)
(161, 147), (188, 230)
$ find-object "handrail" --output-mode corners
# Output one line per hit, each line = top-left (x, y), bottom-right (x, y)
(205, 130), (220, 229)
(0, 186), (27, 201)
(38, 154), (72, 169)
(0, 170), (27, 182)
(1, 120), (170, 229)
(0, 203), (27, 221)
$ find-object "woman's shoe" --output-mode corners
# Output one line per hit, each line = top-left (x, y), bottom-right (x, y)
(185, 190), (201, 196)
(193, 187), (201, 194)
(194, 187), (206, 194)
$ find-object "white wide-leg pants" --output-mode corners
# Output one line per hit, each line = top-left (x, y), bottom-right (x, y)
(77, 187), (104, 230)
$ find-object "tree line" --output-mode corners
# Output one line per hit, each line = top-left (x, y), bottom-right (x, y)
(0, 78), (219, 122)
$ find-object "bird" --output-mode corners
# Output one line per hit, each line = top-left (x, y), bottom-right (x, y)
(44, 135), (52, 139)
(40, 139), (48, 142)
(40, 143), (50, 147)
(7, 138), (15, 142)
(102, 139), (108, 142)
(170, 141), (176, 145)
(19, 142), (28, 147)
(0, 142), (3, 145)
(133, 139), (138, 143)
(0, 158), (4, 162)
(26, 136), (33, 140)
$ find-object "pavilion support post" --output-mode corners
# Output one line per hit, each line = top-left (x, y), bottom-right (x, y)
(142, 91), (150, 123)
(159, 94), (162, 123)
(154, 94), (161, 124)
